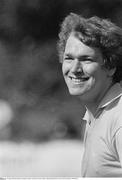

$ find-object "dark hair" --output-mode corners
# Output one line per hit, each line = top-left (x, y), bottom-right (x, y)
(57, 13), (122, 82)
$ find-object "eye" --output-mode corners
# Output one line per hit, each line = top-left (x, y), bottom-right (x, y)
(64, 56), (73, 62)
(82, 58), (94, 64)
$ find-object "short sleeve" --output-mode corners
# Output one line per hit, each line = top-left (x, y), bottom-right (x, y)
(114, 128), (122, 166)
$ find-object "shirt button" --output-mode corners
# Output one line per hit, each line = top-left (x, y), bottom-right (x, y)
(89, 120), (91, 125)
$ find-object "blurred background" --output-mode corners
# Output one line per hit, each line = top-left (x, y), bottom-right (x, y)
(0, 0), (122, 177)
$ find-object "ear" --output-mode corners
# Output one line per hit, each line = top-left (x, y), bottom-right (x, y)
(107, 67), (116, 77)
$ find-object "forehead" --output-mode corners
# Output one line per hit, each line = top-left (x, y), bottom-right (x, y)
(64, 34), (102, 58)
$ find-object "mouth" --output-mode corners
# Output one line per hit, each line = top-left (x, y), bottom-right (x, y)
(69, 76), (90, 83)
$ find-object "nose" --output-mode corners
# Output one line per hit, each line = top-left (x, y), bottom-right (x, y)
(70, 59), (83, 73)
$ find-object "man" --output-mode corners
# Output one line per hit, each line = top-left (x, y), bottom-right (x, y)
(57, 13), (122, 177)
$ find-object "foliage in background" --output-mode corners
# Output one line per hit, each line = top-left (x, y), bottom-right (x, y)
(0, 0), (121, 141)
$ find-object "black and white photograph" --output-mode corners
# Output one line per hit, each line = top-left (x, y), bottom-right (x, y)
(0, 0), (122, 178)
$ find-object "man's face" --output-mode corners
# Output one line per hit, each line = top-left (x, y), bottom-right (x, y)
(62, 33), (113, 103)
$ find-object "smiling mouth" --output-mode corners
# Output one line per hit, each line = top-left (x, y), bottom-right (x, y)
(70, 76), (90, 83)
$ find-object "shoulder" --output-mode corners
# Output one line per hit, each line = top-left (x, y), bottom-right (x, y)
(110, 95), (122, 138)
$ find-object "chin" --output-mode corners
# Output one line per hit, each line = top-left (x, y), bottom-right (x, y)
(68, 88), (85, 96)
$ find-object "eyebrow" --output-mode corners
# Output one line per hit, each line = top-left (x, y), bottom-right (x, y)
(64, 53), (73, 58)
(64, 53), (93, 59)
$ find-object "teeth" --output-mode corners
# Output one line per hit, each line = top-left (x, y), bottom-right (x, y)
(71, 77), (89, 83)
(72, 78), (82, 83)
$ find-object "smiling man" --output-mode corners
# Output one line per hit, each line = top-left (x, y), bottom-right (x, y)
(57, 13), (122, 177)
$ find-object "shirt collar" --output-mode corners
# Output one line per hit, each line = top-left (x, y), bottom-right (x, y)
(83, 83), (122, 122)
(98, 83), (122, 109)
(83, 108), (91, 123)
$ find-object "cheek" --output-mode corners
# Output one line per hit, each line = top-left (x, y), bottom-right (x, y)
(84, 64), (100, 76)
(62, 64), (65, 76)
(62, 63), (69, 76)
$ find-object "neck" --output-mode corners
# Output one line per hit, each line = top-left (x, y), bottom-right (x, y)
(85, 102), (99, 117)
(82, 82), (114, 116)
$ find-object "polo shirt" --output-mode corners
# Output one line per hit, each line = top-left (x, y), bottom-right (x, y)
(81, 83), (122, 177)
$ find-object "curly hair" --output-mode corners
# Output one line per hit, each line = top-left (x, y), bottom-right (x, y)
(57, 13), (122, 82)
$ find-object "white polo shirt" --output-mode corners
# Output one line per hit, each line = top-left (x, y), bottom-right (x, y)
(81, 83), (122, 177)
